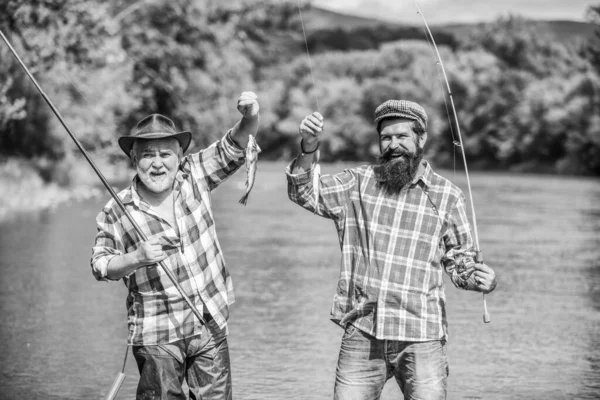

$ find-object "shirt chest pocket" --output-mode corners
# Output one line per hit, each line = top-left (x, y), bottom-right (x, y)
(183, 197), (214, 237)
(185, 197), (203, 215)
(414, 201), (447, 261)
(419, 205), (444, 239)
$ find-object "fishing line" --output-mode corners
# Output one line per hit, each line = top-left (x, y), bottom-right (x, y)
(295, 0), (323, 215)
(296, 0), (321, 113)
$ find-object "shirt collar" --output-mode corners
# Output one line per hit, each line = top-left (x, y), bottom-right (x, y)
(126, 166), (189, 207)
(128, 176), (143, 209)
(410, 160), (432, 189)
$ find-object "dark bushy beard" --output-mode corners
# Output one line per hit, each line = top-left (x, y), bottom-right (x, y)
(376, 145), (424, 194)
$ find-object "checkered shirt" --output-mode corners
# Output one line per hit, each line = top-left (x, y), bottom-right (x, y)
(91, 132), (245, 346)
(286, 160), (476, 341)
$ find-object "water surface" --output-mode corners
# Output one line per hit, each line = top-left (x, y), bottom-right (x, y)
(1, 162), (599, 399)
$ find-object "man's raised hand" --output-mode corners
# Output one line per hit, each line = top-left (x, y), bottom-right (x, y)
(237, 91), (259, 119)
(299, 111), (324, 152)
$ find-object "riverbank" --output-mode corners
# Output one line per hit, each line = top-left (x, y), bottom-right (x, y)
(2, 155), (597, 224)
(0, 157), (129, 223)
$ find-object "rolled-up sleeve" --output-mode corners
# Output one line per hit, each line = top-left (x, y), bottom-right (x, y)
(91, 210), (124, 281)
(185, 130), (246, 190)
(286, 160), (355, 220)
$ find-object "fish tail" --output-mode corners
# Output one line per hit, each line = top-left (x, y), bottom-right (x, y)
(238, 192), (249, 205)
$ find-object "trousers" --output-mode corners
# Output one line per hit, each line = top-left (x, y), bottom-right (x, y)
(334, 324), (448, 400)
(132, 316), (231, 400)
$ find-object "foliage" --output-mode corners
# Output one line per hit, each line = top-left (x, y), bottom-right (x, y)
(115, 0), (301, 149)
(306, 25), (459, 54)
(0, 0), (111, 164)
(1, 0), (599, 180)
(587, 3), (600, 74)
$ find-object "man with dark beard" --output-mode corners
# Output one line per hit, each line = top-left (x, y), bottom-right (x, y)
(286, 100), (497, 400)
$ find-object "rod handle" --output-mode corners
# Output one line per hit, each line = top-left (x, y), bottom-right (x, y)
(475, 250), (483, 263)
(475, 250), (491, 323)
(105, 372), (126, 400)
(483, 293), (491, 323)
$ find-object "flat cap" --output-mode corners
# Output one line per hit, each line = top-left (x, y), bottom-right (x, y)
(374, 100), (428, 132)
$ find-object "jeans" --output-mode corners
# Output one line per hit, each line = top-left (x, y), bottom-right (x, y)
(334, 324), (448, 400)
(132, 316), (231, 400)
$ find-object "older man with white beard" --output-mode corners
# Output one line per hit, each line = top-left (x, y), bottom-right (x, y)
(91, 92), (259, 400)
(286, 100), (497, 400)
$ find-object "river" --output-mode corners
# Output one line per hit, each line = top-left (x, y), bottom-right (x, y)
(0, 161), (599, 399)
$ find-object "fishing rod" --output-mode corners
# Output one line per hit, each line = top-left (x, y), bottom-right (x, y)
(0, 29), (207, 326)
(412, 0), (490, 323)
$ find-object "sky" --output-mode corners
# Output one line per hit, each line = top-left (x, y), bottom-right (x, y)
(313, 0), (597, 24)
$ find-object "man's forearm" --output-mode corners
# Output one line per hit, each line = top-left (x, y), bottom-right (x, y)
(106, 252), (145, 280)
(291, 139), (319, 174)
(291, 151), (318, 174)
(230, 115), (259, 148)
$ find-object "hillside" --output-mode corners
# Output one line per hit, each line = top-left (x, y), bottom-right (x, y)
(303, 5), (596, 44)
(301, 4), (396, 31)
(441, 20), (596, 44)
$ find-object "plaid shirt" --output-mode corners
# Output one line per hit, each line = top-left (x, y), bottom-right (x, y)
(286, 160), (476, 341)
(91, 132), (244, 346)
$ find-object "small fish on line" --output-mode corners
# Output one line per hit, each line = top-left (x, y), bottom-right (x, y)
(312, 150), (321, 214)
(239, 134), (259, 205)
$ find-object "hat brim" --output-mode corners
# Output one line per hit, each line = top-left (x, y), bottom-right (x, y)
(118, 131), (192, 158)
(374, 113), (419, 125)
(374, 113), (426, 132)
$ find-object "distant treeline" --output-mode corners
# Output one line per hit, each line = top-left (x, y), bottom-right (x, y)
(1, 0), (599, 186)
(306, 25), (460, 53)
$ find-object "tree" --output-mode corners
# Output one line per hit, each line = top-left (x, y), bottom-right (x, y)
(115, 0), (301, 149)
(587, 3), (600, 74)
(0, 0), (110, 161)
(461, 15), (585, 78)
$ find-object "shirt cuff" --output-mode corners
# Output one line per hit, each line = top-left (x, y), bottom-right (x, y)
(224, 129), (245, 157)
(91, 249), (122, 281)
(285, 159), (313, 186)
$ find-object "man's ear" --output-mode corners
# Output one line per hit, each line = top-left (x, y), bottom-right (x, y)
(130, 151), (137, 168)
(419, 132), (428, 148)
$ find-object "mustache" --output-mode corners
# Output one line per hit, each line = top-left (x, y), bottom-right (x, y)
(378, 147), (411, 162)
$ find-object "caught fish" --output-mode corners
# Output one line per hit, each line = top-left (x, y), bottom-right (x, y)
(313, 150), (320, 214)
(239, 134), (259, 205)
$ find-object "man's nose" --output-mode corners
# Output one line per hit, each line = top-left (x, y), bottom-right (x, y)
(151, 155), (163, 167)
(389, 137), (401, 149)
